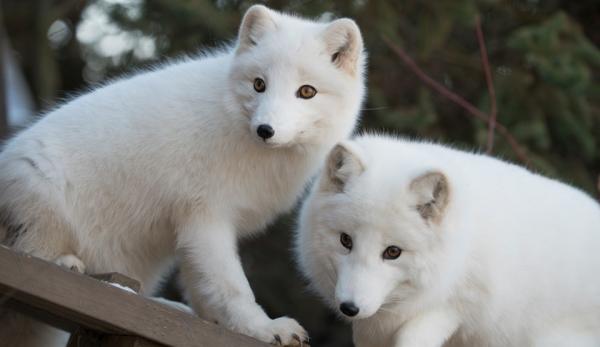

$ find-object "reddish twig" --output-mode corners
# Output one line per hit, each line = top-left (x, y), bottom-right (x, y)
(381, 35), (530, 167)
(476, 15), (497, 154)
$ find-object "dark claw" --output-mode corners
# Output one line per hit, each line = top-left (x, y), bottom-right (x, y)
(292, 333), (301, 346)
(273, 334), (282, 346)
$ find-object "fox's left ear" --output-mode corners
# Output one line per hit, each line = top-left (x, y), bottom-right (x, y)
(321, 142), (365, 193)
(410, 171), (450, 224)
(322, 18), (363, 75)
(236, 5), (276, 55)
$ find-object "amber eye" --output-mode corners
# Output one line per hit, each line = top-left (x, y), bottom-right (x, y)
(296, 85), (317, 99)
(254, 78), (266, 93)
(382, 246), (402, 260)
(340, 232), (353, 250)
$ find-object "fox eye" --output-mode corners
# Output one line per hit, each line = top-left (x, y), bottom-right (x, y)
(254, 78), (266, 93)
(296, 85), (317, 99)
(340, 232), (353, 250)
(383, 246), (402, 260)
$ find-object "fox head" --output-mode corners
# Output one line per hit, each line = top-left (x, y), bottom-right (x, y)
(226, 5), (365, 148)
(296, 137), (455, 320)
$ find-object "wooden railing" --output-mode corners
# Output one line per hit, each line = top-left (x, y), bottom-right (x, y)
(0, 246), (270, 347)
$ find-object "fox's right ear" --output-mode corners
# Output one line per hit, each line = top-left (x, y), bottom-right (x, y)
(321, 142), (365, 193)
(322, 18), (363, 75)
(236, 5), (276, 55)
(410, 171), (450, 224)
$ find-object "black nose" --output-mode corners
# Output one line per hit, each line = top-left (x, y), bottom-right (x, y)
(256, 124), (274, 140)
(339, 302), (359, 317)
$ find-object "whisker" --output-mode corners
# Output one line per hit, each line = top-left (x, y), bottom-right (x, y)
(361, 106), (389, 111)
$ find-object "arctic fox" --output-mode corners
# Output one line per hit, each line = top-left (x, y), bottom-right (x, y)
(295, 134), (600, 347)
(0, 5), (365, 346)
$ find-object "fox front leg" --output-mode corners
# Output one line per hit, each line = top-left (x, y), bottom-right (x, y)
(177, 215), (307, 346)
(393, 307), (460, 347)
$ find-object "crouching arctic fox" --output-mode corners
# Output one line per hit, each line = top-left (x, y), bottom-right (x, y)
(0, 5), (365, 346)
(295, 134), (600, 347)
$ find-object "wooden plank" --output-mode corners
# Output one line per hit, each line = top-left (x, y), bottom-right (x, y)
(67, 329), (165, 347)
(0, 246), (269, 347)
(102, 335), (165, 347)
(90, 273), (141, 293)
(66, 273), (157, 347)
(66, 328), (103, 347)
(66, 276), (150, 347)
(4, 296), (81, 332)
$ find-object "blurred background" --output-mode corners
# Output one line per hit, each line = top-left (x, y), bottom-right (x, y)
(0, 1), (598, 346)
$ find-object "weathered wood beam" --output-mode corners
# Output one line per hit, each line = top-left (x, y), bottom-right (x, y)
(0, 246), (268, 347)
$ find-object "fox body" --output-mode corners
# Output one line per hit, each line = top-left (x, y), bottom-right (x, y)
(295, 134), (600, 347)
(0, 5), (365, 345)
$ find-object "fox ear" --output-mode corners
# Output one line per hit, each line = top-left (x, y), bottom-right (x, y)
(236, 5), (276, 54)
(322, 18), (363, 75)
(321, 142), (365, 193)
(410, 171), (450, 224)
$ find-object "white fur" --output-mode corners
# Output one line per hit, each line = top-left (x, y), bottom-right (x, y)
(295, 134), (600, 347)
(0, 5), (365, 346)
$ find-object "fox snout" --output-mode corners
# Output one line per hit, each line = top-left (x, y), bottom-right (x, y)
(335, 262), (394, 320)
(339, 301), (360, 317)
(250, 118), (298, 146)
(250, 102), (307, 146)
(256, 124), (275, 140)
(336, 295), (376, 319)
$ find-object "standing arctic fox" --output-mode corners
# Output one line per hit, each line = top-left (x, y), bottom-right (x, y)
(0, 5), (365, 346)
(295, 134), (600, 347)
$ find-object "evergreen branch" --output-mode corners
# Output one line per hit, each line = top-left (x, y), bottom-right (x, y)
(381, 35), (531, 167)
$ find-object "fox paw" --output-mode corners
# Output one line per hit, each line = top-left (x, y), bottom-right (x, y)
(54, 254), (86, 273)
(251, 317), (308, 346)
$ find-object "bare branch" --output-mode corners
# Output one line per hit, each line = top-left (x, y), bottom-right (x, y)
(476, 15), (498, 154)
(381, 35), (530, 167)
